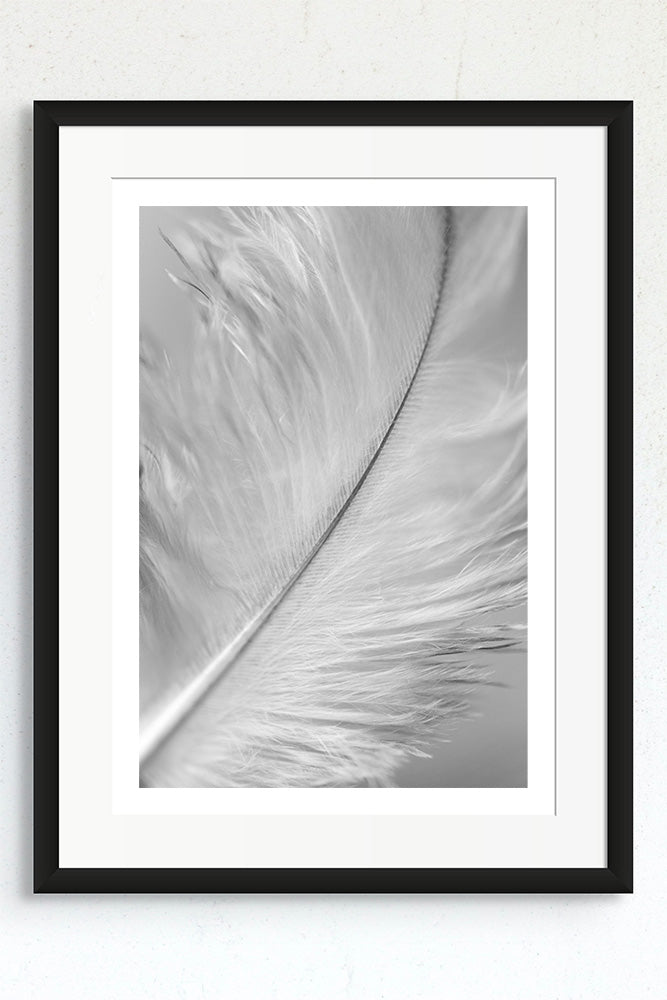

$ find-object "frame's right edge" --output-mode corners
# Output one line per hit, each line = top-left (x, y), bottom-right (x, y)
(605, 101), (633, 892)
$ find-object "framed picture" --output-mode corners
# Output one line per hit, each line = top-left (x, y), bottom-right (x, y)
(34, 101), (632, 893)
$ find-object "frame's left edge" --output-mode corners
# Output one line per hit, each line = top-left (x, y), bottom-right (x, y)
(33, 101), (61, 892)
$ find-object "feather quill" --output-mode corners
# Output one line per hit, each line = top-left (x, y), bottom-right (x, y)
(139, 205), (527, 787)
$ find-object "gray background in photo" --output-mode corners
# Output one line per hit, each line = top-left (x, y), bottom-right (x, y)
(141, 207), (528, 789)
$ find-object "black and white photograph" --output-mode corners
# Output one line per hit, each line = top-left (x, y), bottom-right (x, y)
(139, 205), (528, 789)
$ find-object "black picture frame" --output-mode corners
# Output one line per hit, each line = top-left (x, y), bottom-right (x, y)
(34, 100), (633, 893)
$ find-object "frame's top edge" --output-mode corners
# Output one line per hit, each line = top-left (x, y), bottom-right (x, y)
(33, 100), (633, 128)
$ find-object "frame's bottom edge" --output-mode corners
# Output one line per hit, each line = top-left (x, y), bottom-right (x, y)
(34, 866), (632, 894)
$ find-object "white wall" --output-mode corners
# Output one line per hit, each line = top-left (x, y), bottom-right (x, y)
(1, 2), (663, 996)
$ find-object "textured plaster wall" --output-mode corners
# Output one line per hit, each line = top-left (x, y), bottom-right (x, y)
(1, 2), (664, 997)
